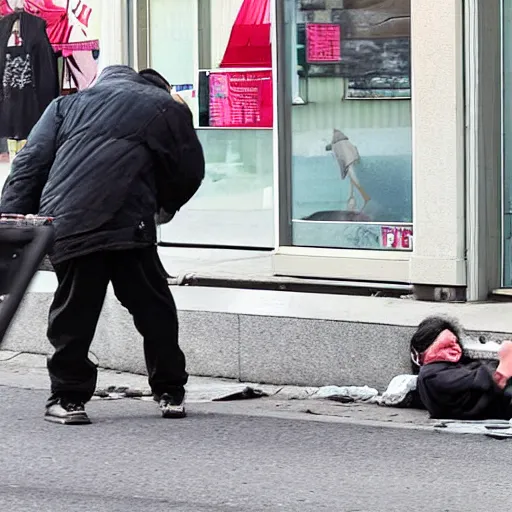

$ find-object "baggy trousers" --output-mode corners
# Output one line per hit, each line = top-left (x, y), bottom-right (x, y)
(46, 247), (188, 405)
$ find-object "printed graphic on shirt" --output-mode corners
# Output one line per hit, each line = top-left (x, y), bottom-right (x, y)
(2, 53), (32, 95)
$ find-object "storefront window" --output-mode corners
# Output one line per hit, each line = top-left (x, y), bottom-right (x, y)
(148, 0), (275, 248)
(285, 0), (412, 251)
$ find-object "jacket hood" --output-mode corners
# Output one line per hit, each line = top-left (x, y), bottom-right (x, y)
(95, 65), (148, 87)
(422, 329), (463, 365)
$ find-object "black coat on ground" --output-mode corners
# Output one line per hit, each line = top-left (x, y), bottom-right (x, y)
(0, 65), (205, 263)
(417, 360), (512, 420)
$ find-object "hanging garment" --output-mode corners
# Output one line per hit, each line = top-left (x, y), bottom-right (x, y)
(0, 0), (72, 42)
(220, 0), (272, 68)
(0, 1), (98, 91)
(26, 0), (73, 45)
(0, 1), (97, 49)
(0, 11), (59, 139)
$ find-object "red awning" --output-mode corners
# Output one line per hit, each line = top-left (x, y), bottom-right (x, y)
(220, 0), (271, 69)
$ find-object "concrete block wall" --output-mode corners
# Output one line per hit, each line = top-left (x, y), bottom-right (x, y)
(3, 290), (414, 391)
(4, 273), (510, 392)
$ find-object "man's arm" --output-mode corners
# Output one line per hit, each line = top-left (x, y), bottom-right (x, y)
(148, 102), (205, 216)
(0, 100), (61, 215)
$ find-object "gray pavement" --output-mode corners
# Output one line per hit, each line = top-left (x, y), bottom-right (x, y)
(0, 367), (511, 511)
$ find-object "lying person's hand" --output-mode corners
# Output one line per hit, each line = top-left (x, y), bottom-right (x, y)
(494, 341), (512, 391)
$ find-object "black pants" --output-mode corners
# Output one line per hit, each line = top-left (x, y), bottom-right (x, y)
(46, 247), (187, 406)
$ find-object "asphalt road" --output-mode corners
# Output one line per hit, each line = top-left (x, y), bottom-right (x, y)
(0, 386), (509, 512)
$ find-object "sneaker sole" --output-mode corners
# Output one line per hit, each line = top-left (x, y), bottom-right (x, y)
(161, 410), (187, 419)
(44, 414), (92, 425)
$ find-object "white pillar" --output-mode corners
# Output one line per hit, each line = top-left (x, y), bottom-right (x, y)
(97, 0), (127, 73)
(409, 0), (466, 286)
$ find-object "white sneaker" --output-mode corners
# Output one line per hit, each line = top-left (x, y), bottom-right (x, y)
(159, 393), (186, 419)
(45, 400), (91, 425)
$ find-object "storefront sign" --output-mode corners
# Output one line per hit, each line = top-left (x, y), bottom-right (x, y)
(209, 71), (273, 128)
(306, 23), (341, 63)
(381, 226), (412, 250)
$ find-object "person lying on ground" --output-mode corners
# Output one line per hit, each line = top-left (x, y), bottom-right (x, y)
(410, 316), (512, 420)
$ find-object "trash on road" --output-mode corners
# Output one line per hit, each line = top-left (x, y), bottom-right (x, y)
(434, 419), (512, 439)
(313, 385), (379, 403)
(213, 387), (269, 401)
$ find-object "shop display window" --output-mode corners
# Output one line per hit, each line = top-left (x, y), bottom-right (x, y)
(149, 0), (275, 248)
(285, 0), (413, 251)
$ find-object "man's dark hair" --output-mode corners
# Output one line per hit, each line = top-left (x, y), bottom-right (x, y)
(410, 316), (463, 373)
(139, 68), (171, 92)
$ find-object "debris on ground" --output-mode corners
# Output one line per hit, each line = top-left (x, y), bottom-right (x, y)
(434, 419), (512, 439)
(313, 385), (379, 404)
(94, 386), (152, 399)
(213, 387), (269, 401)
(377, 375), (418, 407)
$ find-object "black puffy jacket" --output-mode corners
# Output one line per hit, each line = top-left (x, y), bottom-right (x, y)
(418, 360), (512, 420)
(0, 65), (205, 263)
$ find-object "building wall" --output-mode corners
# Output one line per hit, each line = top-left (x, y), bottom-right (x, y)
(408, 0), (465, 287)
(96, 0), (126, 72)
(466, 0), (502, 299)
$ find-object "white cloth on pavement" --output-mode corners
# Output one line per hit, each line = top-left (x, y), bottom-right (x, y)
(379, 374), (418, 407)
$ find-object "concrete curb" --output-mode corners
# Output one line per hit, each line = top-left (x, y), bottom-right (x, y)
(0, 350), (437, 432)
(3, 274), (508, 391)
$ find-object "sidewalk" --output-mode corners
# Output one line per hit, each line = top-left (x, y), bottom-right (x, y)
(4, 262), (508, 392)
(2, 159), (511, 390)
(0, 351), (433, 431)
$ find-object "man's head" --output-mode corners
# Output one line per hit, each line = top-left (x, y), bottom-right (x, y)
(139, 68), (192, 115)
(139, 68), (171, 93)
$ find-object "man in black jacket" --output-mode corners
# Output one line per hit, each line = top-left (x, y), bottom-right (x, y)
(0, 65), (205, 425)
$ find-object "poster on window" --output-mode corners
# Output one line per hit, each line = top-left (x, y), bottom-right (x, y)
(208, 70), (273, 128)
(306, 23), (342, 63)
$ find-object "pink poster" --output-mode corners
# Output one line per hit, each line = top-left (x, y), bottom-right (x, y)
(381, 226), (413, 250)
(209, 71), (273, 128)
(306, 23), (342, 63)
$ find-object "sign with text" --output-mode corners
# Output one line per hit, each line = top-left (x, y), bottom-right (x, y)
(306, 23), (342, 63)
(381, 226), (413, 250)
(208, 71), (273, 128)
